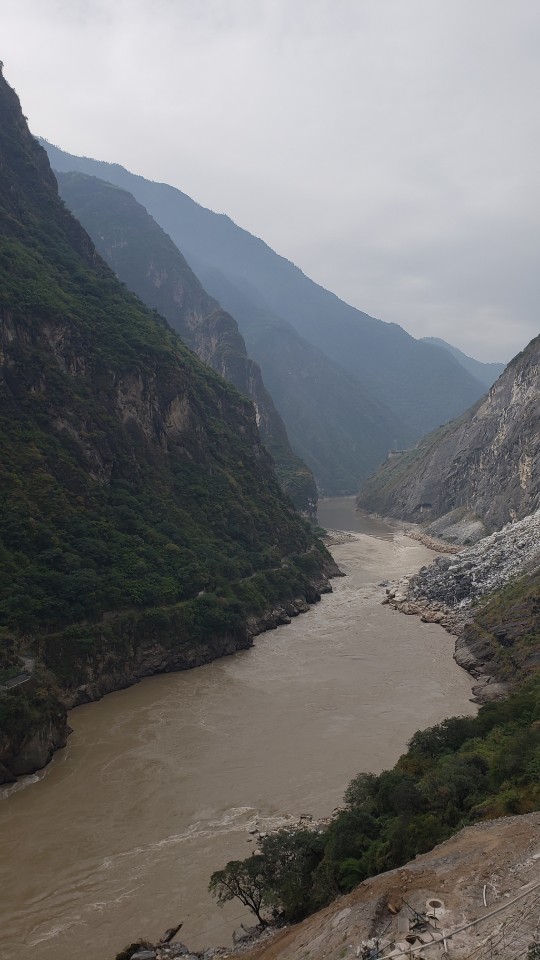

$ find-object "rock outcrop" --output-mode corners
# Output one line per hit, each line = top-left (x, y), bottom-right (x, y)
(0, 69), (337, 781)
(43, 140), (490, 494)
(384, 510), (540, 699)
(0, 705), (68, 781)
(55, 172), (317, 516)
(358, 334), (540, 536)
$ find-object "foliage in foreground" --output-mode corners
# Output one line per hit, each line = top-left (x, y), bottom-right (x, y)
(210, 677), (540, 924)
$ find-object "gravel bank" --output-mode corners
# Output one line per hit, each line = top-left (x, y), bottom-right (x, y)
(384, 509), (540, 699)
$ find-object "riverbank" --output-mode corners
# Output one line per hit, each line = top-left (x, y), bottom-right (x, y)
(402, 526), (460, 554)
(383, 509), (540, 702)
(117, 810), (540, 960)
(117, 509), (540, 960)
(0, 549), (339, 785)
(0, 521), (475, 960)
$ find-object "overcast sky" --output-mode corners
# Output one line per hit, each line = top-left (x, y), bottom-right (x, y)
(3, 0), (540, 361)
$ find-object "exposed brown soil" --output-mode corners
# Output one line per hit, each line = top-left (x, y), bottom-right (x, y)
(236, 813), (540, 960)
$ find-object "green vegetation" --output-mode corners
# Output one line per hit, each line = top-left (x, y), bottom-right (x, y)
(209, 856), (270, 926)
(44, 139), (488, 496)
(0, 73), (331, 772)
(210, 677), (540, 924)
(55, 170), (318, 515)
(462, 571), (540, 685)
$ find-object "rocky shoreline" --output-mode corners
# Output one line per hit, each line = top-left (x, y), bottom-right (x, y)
(321, 528), (360, 547)
(383, 508), (540, 702)
(113, 516), (540, 959)
(0, 556), (340, 786)
(402, 527), (460, 554)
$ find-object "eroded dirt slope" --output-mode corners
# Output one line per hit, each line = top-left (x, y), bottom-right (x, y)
(240, 814), (540, 960)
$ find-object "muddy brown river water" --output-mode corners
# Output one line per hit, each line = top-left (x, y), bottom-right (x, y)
(0, 499), (475, 960)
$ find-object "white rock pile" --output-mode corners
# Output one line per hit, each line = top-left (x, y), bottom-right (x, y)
(386, 508), (540, 622)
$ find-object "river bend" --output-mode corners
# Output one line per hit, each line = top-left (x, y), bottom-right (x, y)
(0, 499), (474, 960)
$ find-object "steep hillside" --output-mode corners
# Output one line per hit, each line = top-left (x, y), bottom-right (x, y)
(358, 334), (540, 536)
(42, 142), (486, 446)
(421, 336), (506, 388)
(201, 676), (539, 944)
(55, 172), (317, 515)
(197, 267), (411, 493)
(385, 509), (540, 698)
(46, 162), (415, 503)
(0, 72), (336, 782)
(239, 813), (540, 960)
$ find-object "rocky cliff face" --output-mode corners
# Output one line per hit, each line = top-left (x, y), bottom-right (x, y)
(43, 140), (490, 495)
(0, 701), (68, 781)
(54, 172), (317, 515)
(0, 70), (337, 782)
(358, 335), (540, 536)
(43, 140), (489, 439)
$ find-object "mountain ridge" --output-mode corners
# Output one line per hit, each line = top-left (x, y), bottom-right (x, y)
(0, 71), (336, 782)
(420, 335), (506, 388)
(357, 333), (540, 537)
(41, 140), (490, 470)
(45, 152), (416, 494)
(55, 170), (317, 515)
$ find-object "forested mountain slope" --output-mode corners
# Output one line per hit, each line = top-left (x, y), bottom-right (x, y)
(0, 71), (336, 782)
(46, 146), (413, 495)
(358, 334), (540, 536)
(57, 171), (405, 499)
(55, 171), (316, 514)
(190, 265), (413, 493)
(42, 142), (487, 477)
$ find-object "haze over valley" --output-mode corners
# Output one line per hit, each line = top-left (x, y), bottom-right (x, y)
(1, 6), (539, 959)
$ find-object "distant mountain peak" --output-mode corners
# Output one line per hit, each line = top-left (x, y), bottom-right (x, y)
(420, 336), (506, 389)
(42, 138), (491, 492)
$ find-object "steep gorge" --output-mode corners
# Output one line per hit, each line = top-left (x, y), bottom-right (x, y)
(55, 171), (317, 515)
(0, 71), (336, 782)
(358, 334), (540, 538)
(43, 140), (490, 495)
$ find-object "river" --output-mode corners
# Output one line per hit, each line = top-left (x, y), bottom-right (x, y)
(0, 498), (474, 960)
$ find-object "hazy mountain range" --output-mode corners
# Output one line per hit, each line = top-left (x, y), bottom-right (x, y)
(420, 336), (505, 388)
(0, 72), (335, 781)
(358, 334), (539, 537)
(44, 140), (494, 495)
(56, 170), (318, 515)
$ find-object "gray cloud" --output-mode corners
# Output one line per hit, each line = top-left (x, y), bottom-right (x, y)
(3, 0), (540, 361)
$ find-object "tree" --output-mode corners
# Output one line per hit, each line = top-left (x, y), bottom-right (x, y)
(338, 857), (365, 892)
(259, 827), (325, 921)
(343, 772), (378, 811)
(208, 855), (268, 926)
